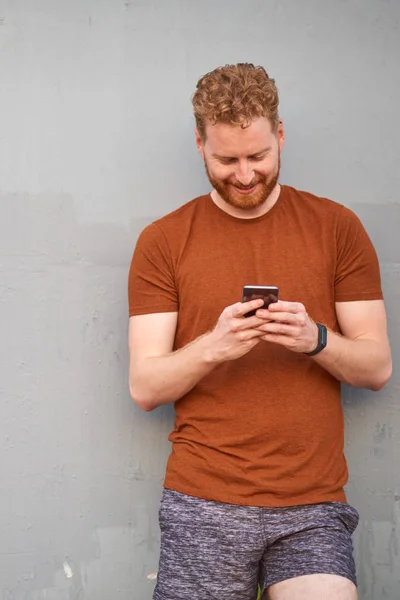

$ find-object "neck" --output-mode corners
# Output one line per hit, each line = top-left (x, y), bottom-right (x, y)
(210, 183), (281, 219)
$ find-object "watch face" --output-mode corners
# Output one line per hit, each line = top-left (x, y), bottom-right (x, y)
(319, 324), (327, 349)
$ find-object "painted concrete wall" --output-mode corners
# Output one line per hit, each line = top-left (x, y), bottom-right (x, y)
(0, 0), (399, 598)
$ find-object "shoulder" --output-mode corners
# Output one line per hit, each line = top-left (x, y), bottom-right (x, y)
(283, 185), (348, 214)
(135, 194), (208, 249)
(282, 185), (364, 227)
(152, 194), (208, 232)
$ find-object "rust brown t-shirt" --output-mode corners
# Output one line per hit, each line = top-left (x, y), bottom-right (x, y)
(128, 185), (383, 507)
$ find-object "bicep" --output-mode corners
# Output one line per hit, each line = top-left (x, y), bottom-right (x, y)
(335, 299), (389, 343)
(128, 312), (178, 365)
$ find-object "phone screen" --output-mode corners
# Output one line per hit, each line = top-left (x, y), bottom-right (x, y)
(242, 285), (279, 317)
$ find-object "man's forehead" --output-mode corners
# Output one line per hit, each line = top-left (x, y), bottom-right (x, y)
(204, 117), (275, 155)
(204, 116), (273, 137)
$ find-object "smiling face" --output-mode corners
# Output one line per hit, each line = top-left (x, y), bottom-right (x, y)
(196, 117), (284, 213)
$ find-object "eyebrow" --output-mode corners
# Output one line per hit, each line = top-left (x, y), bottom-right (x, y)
(212, 147), (272, 160)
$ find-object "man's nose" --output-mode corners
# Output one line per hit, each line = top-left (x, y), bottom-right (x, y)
(235, 161), (254, 186)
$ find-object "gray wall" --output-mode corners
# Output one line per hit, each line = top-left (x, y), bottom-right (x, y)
(0, 1), (399, 598)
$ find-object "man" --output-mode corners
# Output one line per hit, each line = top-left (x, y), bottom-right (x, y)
(127, 63), (392, 600)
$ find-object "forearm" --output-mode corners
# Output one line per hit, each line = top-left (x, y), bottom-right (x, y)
(129, 333), (217, 411)
(313, 330), (392, 390)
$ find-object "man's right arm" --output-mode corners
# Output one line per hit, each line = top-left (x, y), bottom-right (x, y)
(128, 299), (267, 411)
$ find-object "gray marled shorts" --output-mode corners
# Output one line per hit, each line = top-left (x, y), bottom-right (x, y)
(153, 488), (359, 600)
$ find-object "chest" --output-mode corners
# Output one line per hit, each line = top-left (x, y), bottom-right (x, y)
(173, 222), (338, 347)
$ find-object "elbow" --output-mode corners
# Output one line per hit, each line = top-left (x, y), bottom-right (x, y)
(135, 399), (157, 412)
(129, 381), (157, 412)
(368, 360), (393, 392)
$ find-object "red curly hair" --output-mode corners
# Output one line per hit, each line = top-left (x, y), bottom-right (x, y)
(192, 63), (280, 139)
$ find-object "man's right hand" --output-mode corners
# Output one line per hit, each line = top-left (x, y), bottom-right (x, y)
(205, 298), (267, 363)
(129, 298), (267, 410)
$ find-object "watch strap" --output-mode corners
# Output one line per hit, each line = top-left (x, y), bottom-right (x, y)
(305, 323), (327, 356)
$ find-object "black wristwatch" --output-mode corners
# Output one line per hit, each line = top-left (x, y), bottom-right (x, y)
(305, 323), (327, 356)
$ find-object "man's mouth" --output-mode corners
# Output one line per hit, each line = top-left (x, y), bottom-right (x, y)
(233, 183), (258, 195)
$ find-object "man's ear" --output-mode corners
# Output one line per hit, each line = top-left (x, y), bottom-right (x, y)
(195, 128), (205, 158)
(277, 119), (285, 151)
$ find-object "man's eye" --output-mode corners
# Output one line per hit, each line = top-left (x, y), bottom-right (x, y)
(251, 155), (266, 162)
(220, 159), (236, 165)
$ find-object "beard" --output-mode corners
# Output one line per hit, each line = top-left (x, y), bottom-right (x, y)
(205, 154), (281, 211)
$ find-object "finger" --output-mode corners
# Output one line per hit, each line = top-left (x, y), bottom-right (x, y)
(232, 320), (267, 336)
(233, 327), (266, 342)
(236, 315), (267, 329)
(256, 309), (297, 324)
(267, 300), (305, 314)
(257, 322), (298, 336)
(260, 333), (294, 347)
(242, 328), (267, 340)
(231, 299), (265, 318)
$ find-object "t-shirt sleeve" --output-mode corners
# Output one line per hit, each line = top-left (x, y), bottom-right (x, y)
(128, 222), (178, 316)
(334, 207), (383, 302)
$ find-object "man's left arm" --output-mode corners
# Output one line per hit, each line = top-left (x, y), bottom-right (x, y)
(256, 299), (392, 391)
(313, 299), (391, 390)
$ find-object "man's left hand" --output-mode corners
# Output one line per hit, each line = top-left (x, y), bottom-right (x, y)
(255, 300), (319, 354)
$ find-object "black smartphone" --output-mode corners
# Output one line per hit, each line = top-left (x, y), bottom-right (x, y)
(242, 285), (279, 317)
